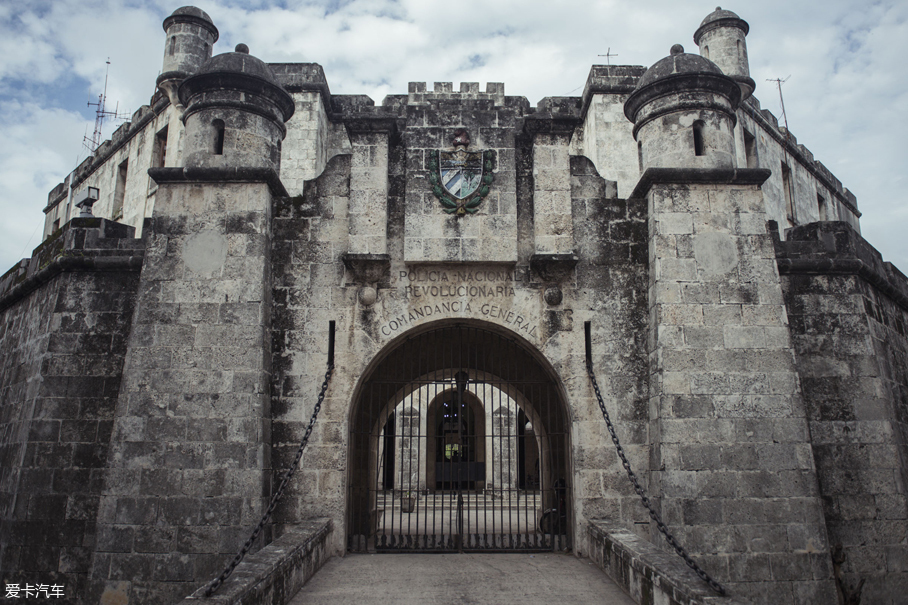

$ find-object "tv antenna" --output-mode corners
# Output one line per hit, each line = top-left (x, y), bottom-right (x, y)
(83, 59), (129, 153)
(597, 47), (618, 65)
(767, 76), (791, 139)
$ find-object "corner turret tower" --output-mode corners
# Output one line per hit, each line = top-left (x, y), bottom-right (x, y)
(694, 7), (755, 100)
(93, 43), (295, 605)
(156, 6), (219, 107)
(624, 44), (741, 170)
(178, 44), (295, 172)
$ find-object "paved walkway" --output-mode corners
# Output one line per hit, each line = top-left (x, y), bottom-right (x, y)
(288, 552), (637, 605)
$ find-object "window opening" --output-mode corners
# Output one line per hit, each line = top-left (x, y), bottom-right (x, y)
(169, 37), (176, 56)
(212, 119), (225, 155)
(817, 192), (828, 221)
(153, 127), (168, 168)
(743, 129), (757, 168)
(781, 161), (795, 223)
(703, 45), (709, 60)
(693, 120), (705, 156)
(637, 140), (643, 171)
(113, 159), (128, 220)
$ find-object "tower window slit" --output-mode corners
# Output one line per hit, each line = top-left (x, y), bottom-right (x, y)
(782, 161), (795, 222)
(693, 120), (705, 156)
(743, 128), (757, 168)
(212, 119), (225, 155)
(169, 37), (176, 56)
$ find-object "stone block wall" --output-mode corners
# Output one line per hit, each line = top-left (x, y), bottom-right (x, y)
(776, 221), (908, 604)
(533, 132), (574, 254)
(271, 155), (352, 540)
(348, 131), (390, 255)
(568, 156), (651, 544)
(640, 169), (837, 603)
(0, 219), (143, 602)
(90, 172), (278, 604)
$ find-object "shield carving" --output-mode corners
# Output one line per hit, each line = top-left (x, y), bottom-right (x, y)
(439, 149), (483, 200)
(428, 131), (495, 216)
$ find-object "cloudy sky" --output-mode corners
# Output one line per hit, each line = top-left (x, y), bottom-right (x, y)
(1, 0), (905, 273)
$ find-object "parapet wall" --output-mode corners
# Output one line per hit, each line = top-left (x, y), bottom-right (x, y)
(0, 219), (144, 601)
(774, 221), (908, 605)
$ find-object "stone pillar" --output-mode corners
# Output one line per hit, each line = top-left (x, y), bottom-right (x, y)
(395, 405), (421, 493)
(638, 168), (838, 602)
(348, 128), (390, 255)
(532, 130), (574, 255)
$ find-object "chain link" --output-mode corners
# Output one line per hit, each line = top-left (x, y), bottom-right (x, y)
(587, 363), (726, 596)
(203, 363), (334, 597)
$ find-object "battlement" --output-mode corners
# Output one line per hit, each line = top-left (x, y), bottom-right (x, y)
(407, 81), (507, 105)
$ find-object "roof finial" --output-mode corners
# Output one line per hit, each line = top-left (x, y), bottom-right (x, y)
(670, 44), (684, 56)
(235, 43), (249, 54)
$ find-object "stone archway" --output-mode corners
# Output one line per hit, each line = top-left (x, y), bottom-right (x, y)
(346, 321), (572, 552)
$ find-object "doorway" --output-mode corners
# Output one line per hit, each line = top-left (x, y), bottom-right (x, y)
(347, 322), (571, 552)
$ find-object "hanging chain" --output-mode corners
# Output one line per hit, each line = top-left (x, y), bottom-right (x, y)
(203, 363), (334, 597)
(586, 363), (726, 596)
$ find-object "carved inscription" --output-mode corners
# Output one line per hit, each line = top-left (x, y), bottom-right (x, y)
(400, 268), (522, 299)
(379, 301), (538, 339)
(378, 268), (538, 339)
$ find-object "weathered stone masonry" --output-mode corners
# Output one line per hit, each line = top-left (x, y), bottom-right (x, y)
(2, 6), (907, 605)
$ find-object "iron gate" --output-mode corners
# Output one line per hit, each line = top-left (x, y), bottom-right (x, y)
(347, 324), (571, 552)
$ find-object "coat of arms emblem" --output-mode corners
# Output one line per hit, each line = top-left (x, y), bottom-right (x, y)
(428, 129), (494, 215)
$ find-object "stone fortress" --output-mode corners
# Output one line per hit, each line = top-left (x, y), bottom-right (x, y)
(1, 5), (906, 604)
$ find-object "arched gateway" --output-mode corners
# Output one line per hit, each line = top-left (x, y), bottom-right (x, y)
(347, 322), (572, 552)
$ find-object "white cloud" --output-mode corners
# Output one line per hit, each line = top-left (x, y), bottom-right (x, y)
(0, 0), (905, 272)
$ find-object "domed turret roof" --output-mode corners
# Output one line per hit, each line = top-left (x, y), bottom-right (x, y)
(178, 45), (294, 123)
(634, 44), (723, 90)
(196, 45), (279, 85)
(699, 6), (742, 27)
(624, 44), (740, 131)
(163, 5), (219, 41)
(169, 6), (213, 22)
(694, 6), (749, 43)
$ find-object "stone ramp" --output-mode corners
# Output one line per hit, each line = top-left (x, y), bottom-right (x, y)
(287, 552), (637, 605)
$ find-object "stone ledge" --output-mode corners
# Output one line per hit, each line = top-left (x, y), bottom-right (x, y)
(343, 253), (391, 285)
(181, 519), (332, 605)
(149, 166), (290, 197)
(629, 167), (772, 199)
(587, 522), (745, 605)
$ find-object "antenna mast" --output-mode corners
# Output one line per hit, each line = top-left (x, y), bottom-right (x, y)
(767, 76), (791, 139)
(597, 47), (618, 65)
(83, 59), (128, 153)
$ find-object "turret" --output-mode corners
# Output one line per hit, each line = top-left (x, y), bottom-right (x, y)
(694, 7), (755, 100)
(178, 44), (295, 172)
(156, 6), (219, 107)
(624, 44), (741, 170)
